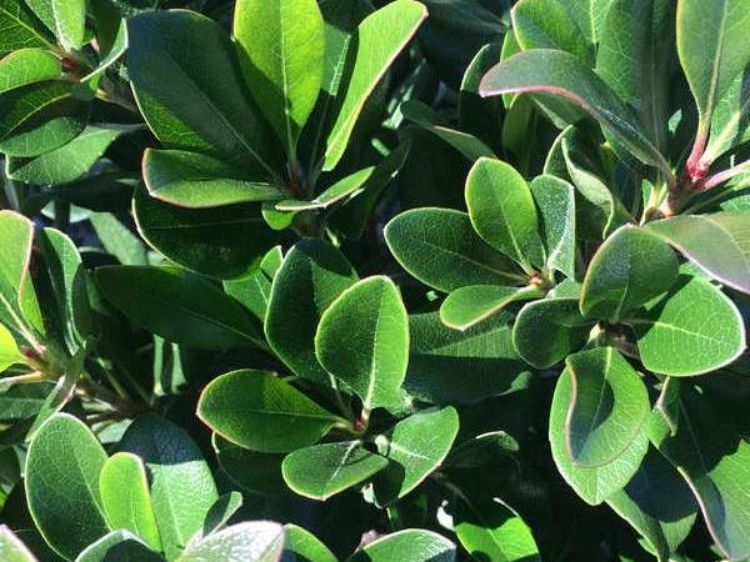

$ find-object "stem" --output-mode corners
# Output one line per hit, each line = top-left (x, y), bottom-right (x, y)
(685, 129), (709, 182)
(0, 371), (45, 386)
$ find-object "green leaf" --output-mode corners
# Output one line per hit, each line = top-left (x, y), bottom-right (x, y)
(25, 414), (109, 560)
(323, 0), (427, 170)
(89, 213), (148, 266)
(596, 0), (674, 150)
(0, 322), (25, 372)
(407, 312), (531, 406)
(200, 492), (244, 539)
(96, 266), (264, 350)
(143, 149), (283, 209)
(676, 0), (750, 135)
(649, 380), (750, 560)
(7, 125), (129, 186)
(127, 11), (281, 175)
(606, 449), (697, 562)
(119, 414), (218, 561)
(347, 530), (456, 562)
(560, 126), (632, 239)
(580, 225), (679, 322)
(453, 497), (541, 562)
(0, 48), (61, 93)
(401, 100), (495, 161)
(99, 452), (162, 552)
(224, 246), (283, 323)
(529, 175), (576, 279)
(513, 298), (593, 369)
(549, 369), (649, 505)
(466, 157), (545, 270)
(178, 522), (284, 562)
(459, 43), (503, 152)
(373, 407), (459, 506)
(704, 68), (750, 163)
(385, 208), (525, 293)
(647, 212), (750, 295)
(82, 3), (127, 83)
(76, 531), (164, 562)
(0, 0), (54, 55)
(213, 436), (286, 497)
(133, 185), (276, 278)
(512, 0), (592, 64)
(234, 0), (324, 158)
(265, 239), (358, 384)
(275, 167), (374, 211)
(440, 285), (542, 332)
(283, 524), (337, 562)
(282, 440), (388, 501)
(315, 276), (408, 411)
(0, 382), (53, 419)
(197, 369), (343, 454)
(0, 526), (39, 562)
(565, 347), (650, 468)
(480, 49), (671, 176)
(629, 275), (746, 376)
(38, 227), (94, 351)
(51, 0), (86, 51)
(0, 81), (89, 158)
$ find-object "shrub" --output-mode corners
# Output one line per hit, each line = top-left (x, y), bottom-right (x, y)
(0, 0), (749, 561)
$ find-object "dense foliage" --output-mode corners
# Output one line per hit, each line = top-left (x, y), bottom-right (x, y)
(0, 0), (749, 561)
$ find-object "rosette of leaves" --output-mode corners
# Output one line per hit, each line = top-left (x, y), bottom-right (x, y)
(385, 0), (750, 560)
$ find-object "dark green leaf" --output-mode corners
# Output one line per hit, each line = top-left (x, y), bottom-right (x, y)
(529, 175), (576, 278)
(0, 1), (54, 55)
(440, 285), (542, 331)
(75, 531), (164, 562)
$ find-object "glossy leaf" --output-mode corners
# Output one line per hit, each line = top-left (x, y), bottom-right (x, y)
(440, 285), (542, 331)
(630, 276), (746, 376)
(119, 414), (218, 561)
(234, 0), (324, 157)
(265, 239), (358, 384)
(347, 530), (456, 562)
(407, 312), (531, 406)
(7, 125), (128, 186)
(133, 185), (276, 279)
(512, 0), (592, 64)
(513, 298), (593, 369)
(596, 0), (674, 150)
(0, 0), (54, 54)
(550, 369), (649, 505)
(75, 531), (164, 562)
(0, 322), (25, 372)
(178, 522), (284, 562)
(529, 175), (576, 279)
(0, 526), (38, 562)
(385, 208), (524, 293)
(0, 81), (88, 158)
(480, 49), (671, 175)
(197, 492), (244, 541)
(51, 0), (86, 51)
(453, 497), (541, 562)
(466, 157), (545, 270)
(198, 369), (342, 454)
(96, 266), (264, 350)
(323, 0), (427, 170)
(316, 276), (408, 411)
(127, 11), (281, 175)
(143, 149), (283, 209)
(275, 167), (373, 211)
(213, 436), (286, 497)
(99, 453), (162, 552)
(565, 347), (650, 468)
(677, 0), (750, 132)
(401, 100), (495, 161)
(650, 381), (750, 560)
(580, 225), (679, 322)
(282, 440), (388, 501)
(89, 213), (148, 266)
(25, 414), (109, 560)
(373, 407), (459, 506)
(282, 525), (336, 562)
(224, 246), (283, 323)
(647, 212), (750, 295)
(606, 449), (697, 562)
(0, 48), (60, 93)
